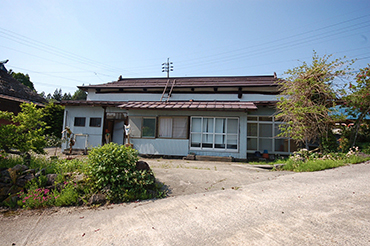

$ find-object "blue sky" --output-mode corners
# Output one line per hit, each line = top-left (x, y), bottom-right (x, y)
(1, 0), (369, 95)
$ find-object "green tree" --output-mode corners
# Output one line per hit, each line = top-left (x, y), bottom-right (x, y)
(0, 103), (46, 161)
(42, 102), (65, 138)
(62, 92), (72, 100)
(276, 52), (353, 151)
(8, 70), (35, 91)
(72, 89), (87, 100)
(343, 64), (370, 147)
(52, 88), (63, 101)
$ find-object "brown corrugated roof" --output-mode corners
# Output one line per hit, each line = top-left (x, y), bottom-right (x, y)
(79, 75), (278, 90)
(60, 100), (257, 111)
(120, 101), (258, 111)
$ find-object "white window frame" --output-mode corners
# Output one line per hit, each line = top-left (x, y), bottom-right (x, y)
(190, 117), (239, 152)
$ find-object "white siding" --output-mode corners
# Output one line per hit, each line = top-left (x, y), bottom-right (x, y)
(62, 106), (104, 150)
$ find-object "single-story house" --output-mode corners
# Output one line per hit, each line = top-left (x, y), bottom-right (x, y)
(60, 75), (297, 160)
(0, 61), (46, 125)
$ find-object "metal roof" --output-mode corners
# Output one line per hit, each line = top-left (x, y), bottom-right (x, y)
(79, 75), (279, 90)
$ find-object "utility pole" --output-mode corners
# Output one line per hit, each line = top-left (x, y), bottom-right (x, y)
(162, 58), (173, 78)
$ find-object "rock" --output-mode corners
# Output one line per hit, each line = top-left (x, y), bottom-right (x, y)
(11, 164), (28, 173)
(88, 193), (106, 205)
(46, 174), (58, 186)
(136, 161), (151, 171)
(16, 174), (34, 187)
(2, 193), (19, 207)
(23, 169), (35, 175)
(35, 168), (46, 178)
(72, 173), (86, 183)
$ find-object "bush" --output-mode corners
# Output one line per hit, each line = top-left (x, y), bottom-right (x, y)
(87, 143), (157, 202)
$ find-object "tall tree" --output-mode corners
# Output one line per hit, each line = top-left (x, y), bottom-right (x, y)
(52, 88), (63, 101)
(62, 92), (72, 100)
(8, 70), (35, 91)
(42, 102), (65, 138)
(72, 88), (87, 100)
(342, 64), (370, 147)
(276, 52), (353, 150)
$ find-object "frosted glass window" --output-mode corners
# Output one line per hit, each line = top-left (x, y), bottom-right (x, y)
(129, 117), (142, 138)
(191, 118), (202, 132)
(215, 118), (225, 133)
(203, 118), (214, 133)
(159, 117), (172, 138)
(173, 117), (188, 139)
(191, 133), (201, 147)
(190, 117), (239, 151)
(227, 119), (238, 134)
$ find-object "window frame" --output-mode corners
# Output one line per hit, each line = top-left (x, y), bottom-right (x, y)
(247, 115), (296, 154)
(129, 116), (157, 138)
(190, 116), (239, 152)
(74, 117), (86, 127)
(89, 117), (102, 127)
(158, 116), (188, 139)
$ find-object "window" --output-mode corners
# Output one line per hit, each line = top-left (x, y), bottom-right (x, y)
(89, 117), (102, 127)
(158, 117), (188, 139)
(129, 117), (156, 138)
(142, 118), (156, 138)
(74, 117), (86, 127)
(190, 117), (239, 151)
(247, 116), (297, 154)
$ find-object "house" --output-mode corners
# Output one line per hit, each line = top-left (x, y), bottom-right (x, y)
(0, 61), (46, 125)
(60, 75), (297, 160)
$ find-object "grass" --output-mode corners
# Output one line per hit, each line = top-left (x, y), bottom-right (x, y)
(281, 154), (370, 172)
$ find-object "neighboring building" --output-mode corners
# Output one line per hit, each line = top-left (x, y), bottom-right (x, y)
(0, 61), (46, 125)
(61, 75), (297, 160)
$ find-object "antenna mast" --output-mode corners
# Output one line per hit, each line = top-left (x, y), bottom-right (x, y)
(162, 58), (173, 78)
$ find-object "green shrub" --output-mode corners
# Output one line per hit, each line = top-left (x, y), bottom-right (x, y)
(87, 143), (157, 202)
(53, 181), (79, 207)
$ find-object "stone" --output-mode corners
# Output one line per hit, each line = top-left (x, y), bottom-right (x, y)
(46, 174), (58, 186)
(136, 161), (151, 171)
(35, 168), (46, 178)
(72, 173), (86, 183)
(88, 193), (106, 205)
(16, 174), (34, 187)
(11, 164), (28, 173)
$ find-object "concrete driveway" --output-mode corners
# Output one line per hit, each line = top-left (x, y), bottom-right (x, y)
(1, 160), (369, 245)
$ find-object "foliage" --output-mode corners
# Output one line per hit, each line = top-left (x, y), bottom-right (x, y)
(0, 103), (46, 157)
(282, 146), (370, 172)
(8, 70), (35, 91)
(41, 102), (65, 138)
(276, 52), (354, 149)
(62, 92), (72, 100)
(87, 143), (157, 202)
(72, 88), (87, 100)
(341, 65), (370, 147)
(17, 179), (79, 209)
